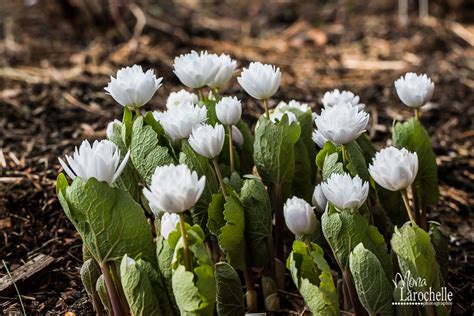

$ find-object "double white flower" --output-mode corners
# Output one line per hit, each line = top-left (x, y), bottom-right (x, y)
(58, 139), (129, 185)
(369, 146), (419, 191)
(284, 196), (317, 236)
(312, 184), (327, 211)
(166, 89), (198, 108)
(394, 72), (434, 108)
(143, 164), (206, 213)
(276, 100), (310, 113)
(237, 62), (281, 100)
(314, 102), (369, 146)
(189, 124), (225, 159)
(173, 51), (220, 89)
(208, 54), (237, 89)
(321, 89), (365, 110)
(216, 96), (242, 125)
(153, 103), (207, 142)
(321, 173), (369, 210)
(105, 65), (162, 109)
(311, 129), (328, 148)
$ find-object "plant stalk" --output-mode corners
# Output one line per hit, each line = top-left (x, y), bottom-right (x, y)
(198, 88), (205, 102)
(243, 264), (258, 312)
(263, 98), (270, 119)
(401, 189), (417, 224)
(415, 108), (420, 120)
(342, 270), (368, 316)
(274, 183), (284, 263)
(100, 262), (123, 316)
(110, 263), (130, 316)
(212, 158), (227, 197)
(227, 125), (235, 173)
(265, 235), (277, 281)
(134, 108), (140, 117)
(179, 213), (192, 272)
(341, 144), (349, 171)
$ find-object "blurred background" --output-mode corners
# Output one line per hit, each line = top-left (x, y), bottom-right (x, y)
(0, 0), (473, 314)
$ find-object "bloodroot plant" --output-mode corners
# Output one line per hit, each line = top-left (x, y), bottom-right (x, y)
(57, 51), (449, 315)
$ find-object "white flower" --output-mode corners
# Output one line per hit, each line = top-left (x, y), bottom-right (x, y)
(106, 119), (122, 138)
(314, 102), (369, 146)
(215, 96), (242, 125)
(276, 100), (310, 113)
(143, 164), (206, 213)
(312, 129), (328, 148)
(284, 196), (317, 236)
(105, 65), (162, 109)
(394, 72), (434, 108)
(188, 124), (225, 159)
(58, 139), (129, 185)
(166, 89), (199, 108)
(312, 184), (327, 211)
(369, 146), (419, 191)
(321, 173), (369, 210)
(160, 213), (180, 239)
(153, 103), (207, 142)
(237, 62), (281, 100)
(173, 51), (220, 89)
(208, 54), (237, 89)
(321, 89), (365, 110)
(231, 126), (244, 147)
(270, 111), (298, 125)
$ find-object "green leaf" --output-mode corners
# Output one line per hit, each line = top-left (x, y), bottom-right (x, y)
(179, 140), (219, 234)
(322, 152), (344, 181)
(290, 108), (317, 179)
(375, 183), (408, 227)
(201, 99), (218, 125)
(156, 235), (175, 305)
(215, 262), (245, 316)
(108, 122), (141, 201)
(349, 243), (394, 315)
(120, 256), (162, 316)
(80, 259), (102, 313)
(393, 281), (419, 316)
(321, 208), (392, 279)
(226, 172), (244, 193)
(429, 221), (449, 281)
(293, 137), (313, 202)
(345, 141), (370, 181)
(121, 107), (133, 146)
(235, 120), (254, 175)
(356, 133), (376, 165)
(286, 240), (340, 315)
(240, 179), (272, 268)
(316, 141), (337, 171)
(393, 118), (439, 208)
(254, 116), (301, 185)
(130, 116), (175, 184)
(96, 275), (111, 312)
(57, 177), (156, 266)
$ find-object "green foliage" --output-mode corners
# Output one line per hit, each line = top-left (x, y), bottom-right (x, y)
(345, 141), (370, 181)
(179, 140), (219, 234)
(235, 120), (255, 175)
(315, 140), (337, 171)
(201, 99), (218, 125)
(215, 262), (245, 316)
(240, 178), (272, 268)
(293, 137), (313, 202)
(254, 116), (301, 185)
(130, 116), (175, 184)
(321, 207), (392, 279)
(96, 275), (111, 312)
(207, 191), (246, 270)
(375, 183), (408, 227)
(290, 108), (317, 179)
(393, 118), (439, 208)
(80, 259), (101, 313)
(322, 152), (344, 181)
(349, 243), (394, 315)
(56, 175), (156, 266)
(429, 221), (449, 281)
(287, 240), (339, 315)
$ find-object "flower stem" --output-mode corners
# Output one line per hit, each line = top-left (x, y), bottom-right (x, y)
(342, 269), (368, 316)
(227, 125), (235, 173)
(265, 235), (277, 282)
(212, 158), (227, 197)
(415, 108), (420, 120)
(401, 189), (417, 224)
(110, 263), (131, 316)
(198, 88), (205, 102)
(263, 98), (270, 119)
(274, 183), (284, 263)
(100, 261), (123, 316)
(179, 213), (192, 272)
(134, 108), (140, 117)
(341, 144), (349, 171)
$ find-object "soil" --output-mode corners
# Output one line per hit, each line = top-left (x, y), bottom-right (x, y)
(0, 1), (472, 315)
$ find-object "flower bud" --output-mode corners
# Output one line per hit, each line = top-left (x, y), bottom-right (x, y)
(314, 102), (369, 146)
(143, 164), (206, 213)
(216, 96), (242, 125)
(369, 146), (418, 191)
(58, 139), (129, 185)
(237, 62), (281, 100)
(105, 65), (162, 109)
(189, 124), (225, 159)
(106, 119), (122, 138)
(321, 173), (369, 210)
(166, 89), (198, 108)
(312, 184), (327, 211)
(284, 196), (317, 236)
(160, 213), (180, 239)
(395, 72), (434, 108)
(173, 51), (220, 89)
(231, 125), (244, 147)
(208, 53), (237, 89)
